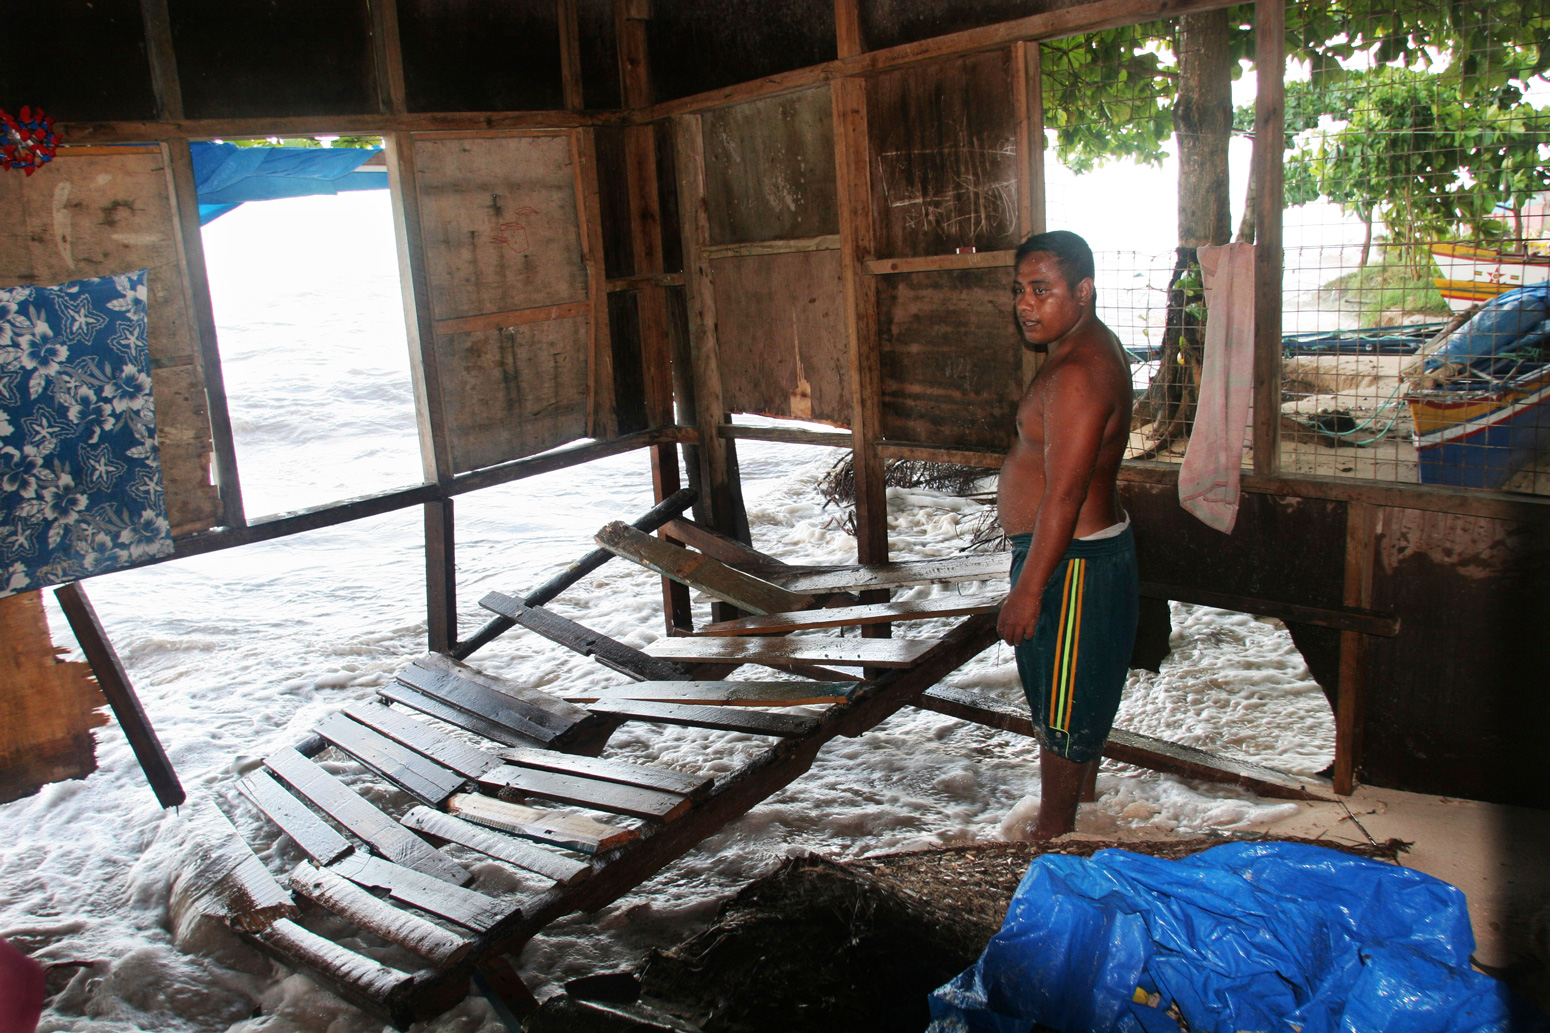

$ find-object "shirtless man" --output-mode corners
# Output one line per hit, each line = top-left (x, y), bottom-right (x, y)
(996, 230), (1138, 841)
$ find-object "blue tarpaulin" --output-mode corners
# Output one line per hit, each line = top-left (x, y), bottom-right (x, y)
(190, 142), (387, 224)
(928, 842), (1546, 1033)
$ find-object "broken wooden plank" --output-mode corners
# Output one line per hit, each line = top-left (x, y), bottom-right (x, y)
(251, 918), (416, 1011)
(561, 680), (856, 707)
(330, 852), (513, 934)
(445, 793), (635, 854)
(699, 594), (1005, 635)
(477, 765), (691, 822)
(290, 860), (474, 968)
(584, 699), (819, 737)
(644, 635), (940, 669)
(916, 686), (1336, 802)
(401, 806), (592, 886)
(263, 747), (474, 887)
(765, 552), (1011, 594)
(341, 700), (503, 779)
(594, 521), (814, 615)
(658, 517), (792, 575)
(167, 798), (297, 943)
(1138, 581), (1399, 637)
(313, 712), (467, 806)
(402, 654), (594, 742)
(480, 593), (694, 681)
(237, 768), (354, 866)
(494, 746), (712, 799)
(378, 681), (540, 748)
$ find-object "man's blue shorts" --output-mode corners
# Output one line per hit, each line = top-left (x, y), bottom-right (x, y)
(1008, 527), (1139, 764)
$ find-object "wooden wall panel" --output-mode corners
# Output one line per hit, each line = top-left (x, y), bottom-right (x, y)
(1, 592), (105, 805)
(702, 88), (839, 246)
(414, 134), (587, 321)
(867, 49), (1021, 258)
(876, 267), (1022, 449)
(437, 316), (590, 473)
(0, 147), (221, 535)
(712, 250), (849, 425)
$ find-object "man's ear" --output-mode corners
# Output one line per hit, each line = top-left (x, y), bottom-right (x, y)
(1076, 277), (1096, 305)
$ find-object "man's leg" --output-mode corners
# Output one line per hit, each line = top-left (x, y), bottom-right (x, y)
(1080, 757), (1100, 802)
(1032, 750), (1091, 841)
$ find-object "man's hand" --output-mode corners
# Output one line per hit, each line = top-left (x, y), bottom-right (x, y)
(997, 588), (1041, 647)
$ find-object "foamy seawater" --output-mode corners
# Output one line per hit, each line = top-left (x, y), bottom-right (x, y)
(2, 190), (1334, 1032)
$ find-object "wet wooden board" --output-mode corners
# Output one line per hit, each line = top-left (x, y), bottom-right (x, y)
(916, 686), (1337, 802)
(290, 861), (475, 967)
(561, 681), (856, 707)
(765, 553), (1010, 594)
(412, 653), (593, 733)
(401, 806), (592, 886)
(263, 747), (474, 887)
(341, 701), (503, 780)
(396, 655), (580, 745)
(445, 793), (635, 855)
(330, 852), (512, 933)
(699, 594), (1005, 635)
(377, 681), (539, 748)
(237, 769), (354, 867)
(494, 746), (713, 799)
(478, 764), (691, 822)
(583, 699), (819, 737)
(480, 593), (694, 681)
(657, 518), (792, 575)
(594, 521), (814, 615)
(644, 635), (940, 669)
(168, 800), (298, 941)
(313, 713), (467, 806)
(252, 918), (416, 1007)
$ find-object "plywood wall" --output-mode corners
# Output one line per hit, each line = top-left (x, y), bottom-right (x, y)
(703, 87), (838, 245)
(0, 146), (222, 535)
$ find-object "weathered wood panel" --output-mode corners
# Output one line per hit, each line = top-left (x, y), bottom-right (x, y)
(0, 592), (105, 804)
(702, 87), (839, 245)
(0, 147), (221, 534)
(712, 250), (850, 425)
(414, 134), (587, 320)
(877, 267), (1023, 449)
(435, 315), (590, 473)
(867, 50), (1020, 258)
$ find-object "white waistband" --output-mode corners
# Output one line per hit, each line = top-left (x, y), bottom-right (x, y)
(1077, 510), (1131, 541)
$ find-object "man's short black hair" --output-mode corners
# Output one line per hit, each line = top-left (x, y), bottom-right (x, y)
(1014, 230), (1095, 289)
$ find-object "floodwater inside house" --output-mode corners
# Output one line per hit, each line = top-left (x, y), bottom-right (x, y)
(3, 190), (1336, 1032)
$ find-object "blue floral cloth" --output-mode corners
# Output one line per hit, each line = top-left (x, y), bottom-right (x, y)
(1, 269), (172, 598)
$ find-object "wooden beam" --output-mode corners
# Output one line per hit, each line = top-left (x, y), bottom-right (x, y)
(139, 0), (184, 120)
(574, 127), (619, 439)
(1251, 0), (1285, 475)
(874, 440), (1006, 468)
(398, 654), (594, 745)
(558, 0), (586, 112)
(835, 0), (863, 58)
(700, 235), (842, 261)
(699, 594), (1005, 635)
(237, 769), (354, 866)
(583, 699), (820, 737)
(53, 582), (185, 808)
(164, 140), (246, 529)
(1335, 501), (1377, 795)
(496, 745), (713, 799)
(479, 594), (694, 681)
(477, 764), (691, 821)
(658, 517), (791, 571)
(341, 701), (502, 780)
(312, 712), (467, 806)
(425, 499), (457, 654)
(250, 919), (417, 1020)
(605, 272), (687, 291)
(67, 110), (626, 144)
(368, 0), (408, 114)
(329, 852), (510, 933)
(766, 552), (1010, 594)
(862, 250), (1017, 276)
(717, 424), (855, 448)
(560, 680), (856, 707)
(594, 521), (814, 614)
(433, 301), (590, 336)
(644, 634), (941, 669)
(1140, 581), (1397, 637)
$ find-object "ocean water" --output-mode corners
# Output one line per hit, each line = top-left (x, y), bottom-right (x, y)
(1, 189), (1336, 1033)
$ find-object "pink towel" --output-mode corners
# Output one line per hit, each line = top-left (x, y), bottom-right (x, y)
(1178, 243), (1256, 534)
(0, 937), (44, 1033)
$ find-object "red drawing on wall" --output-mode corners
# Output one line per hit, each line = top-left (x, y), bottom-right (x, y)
(489, 207), (540, 254)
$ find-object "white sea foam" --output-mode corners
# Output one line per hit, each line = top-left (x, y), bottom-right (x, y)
(2, 191), (1334, 1031)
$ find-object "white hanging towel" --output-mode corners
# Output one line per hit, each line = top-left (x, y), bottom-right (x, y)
(1178, 243), (1256, 533)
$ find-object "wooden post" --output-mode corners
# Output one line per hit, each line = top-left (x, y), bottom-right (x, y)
(834, 0), (863, 58)
(1251, 0), (1285, 474)
(1334, 502), (1376, 795)
(1014, 40), (1047, 391)
(425, 499), (457, 654)
(139, 0), (184, 121)
(385, 132), (456, 485)
(573, 129), (619, 441)
(368, 0), (408, 115)
(54, 582), (186, 809)
(557, 0), (586, 112)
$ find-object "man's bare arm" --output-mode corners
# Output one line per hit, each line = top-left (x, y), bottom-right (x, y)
(997, 363), (1114, 646)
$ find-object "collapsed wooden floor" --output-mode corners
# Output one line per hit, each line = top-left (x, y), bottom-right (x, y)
(191, 489), (1337, 1027)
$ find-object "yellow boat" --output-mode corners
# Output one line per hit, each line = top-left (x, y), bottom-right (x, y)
(1430, 242), (1550, 314)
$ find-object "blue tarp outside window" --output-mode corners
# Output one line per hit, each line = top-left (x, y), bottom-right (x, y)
(190, 142), (387, 224)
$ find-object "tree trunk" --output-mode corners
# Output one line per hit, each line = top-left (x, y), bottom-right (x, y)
(1236, 162), (1257, 244)
(1358, 210), (1372, 268)
(1176, 9), (1234, 249)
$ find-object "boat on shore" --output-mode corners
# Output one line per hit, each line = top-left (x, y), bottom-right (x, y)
(1430, 242), (1550, 314)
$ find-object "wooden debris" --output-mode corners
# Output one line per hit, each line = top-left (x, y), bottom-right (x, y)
(251, 918), (417, 1008)
(237, 769), (354, 866)
(446, 793), (635, 854)
(341, 701), (503, 779)
(313, 712), (467, 806)
(584, 699), (819, 737)
(495, 746), (712, 799)
(764, 553), (1010, 594)
(479, 593), (693, 681)
(645, 635), (940, 669)
(561, 681), (856, 708)
(330, 852), (514, 933)
(378, 680), (540, 748)
(594, 521), (813, 615)
(167, 799), (297, 941)
(402, 806), (592, 885)
(263, 747), (474, 887)
(290, 861), (475, 967)
(478, 764), (691, 821)
(699, 594), (1005, 635)
(398, 654), (592, 745)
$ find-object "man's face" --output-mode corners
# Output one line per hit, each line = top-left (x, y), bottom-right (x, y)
(1012, 251), (1091, 351)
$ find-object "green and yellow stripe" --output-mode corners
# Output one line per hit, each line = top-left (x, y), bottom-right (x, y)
(1048, 558), (1087, 733)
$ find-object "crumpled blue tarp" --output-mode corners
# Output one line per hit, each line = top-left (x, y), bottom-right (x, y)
(190, 142), (387, 224)
(928, 842), (1545, 1033)
(1431, 283), (1550, 365)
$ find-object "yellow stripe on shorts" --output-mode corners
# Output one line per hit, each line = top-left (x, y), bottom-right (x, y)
(1048, 557), (1086, 733)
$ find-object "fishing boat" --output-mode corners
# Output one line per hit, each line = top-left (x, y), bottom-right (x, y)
(1406, 284), (1550, 488)
(1429, 242), (1550, 314)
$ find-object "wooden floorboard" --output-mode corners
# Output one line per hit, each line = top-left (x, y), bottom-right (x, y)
(401, 806), (592, 885)
(377, 682), (540, 748)
(645, 635), (940, 668)
(699, 594), (1004, 635)
(561, 680), (856, 707)
(477, 765), (691, 821)
(330, 852), (514, 933)
(594, 520), (813, 615)
(765, 553), (1010, 594)
(397, 656), (581, 744)
(313, 712), (467, 806)
(445, 793), (635, 854)
(341, 701), (503, 779)
(480, 593), (694, 681)
(237, 768), (354, 866)
(584, 699), (819, 737)
(495, 745), (712, 798)
(290, 861), (475, 967)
